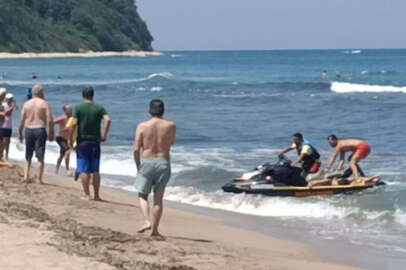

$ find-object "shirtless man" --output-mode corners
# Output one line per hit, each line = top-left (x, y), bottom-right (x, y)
(18, 84), (54, 184)
(133, 99), (176, 238)
(325, 135), (371, 183)
(54, 105), (72, 176)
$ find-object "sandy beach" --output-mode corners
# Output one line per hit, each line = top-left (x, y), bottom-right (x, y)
(0, 165), (363, 270)
(0, 51), (163, 59)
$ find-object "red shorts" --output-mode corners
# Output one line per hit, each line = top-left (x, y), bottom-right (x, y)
(303, 161), (321, 173)
(354, 142), (371, 159)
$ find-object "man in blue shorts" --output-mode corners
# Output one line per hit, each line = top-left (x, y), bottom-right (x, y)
(69, 86), (111, 200)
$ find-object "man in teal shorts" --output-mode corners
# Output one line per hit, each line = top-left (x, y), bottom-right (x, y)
(133, 99), (176, 238)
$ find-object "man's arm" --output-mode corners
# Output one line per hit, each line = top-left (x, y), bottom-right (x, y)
(336, 151), (345, 171)
(170, 122), (176, 145)
(133, 124), (143, 170)
(325, 148), (340, 172)
(18, 106), (26, 143)
(100, 114), (111, 142)
(279, 146), (295, 156)
(46, 103), (54, 141)
(291, 153), (305, 167)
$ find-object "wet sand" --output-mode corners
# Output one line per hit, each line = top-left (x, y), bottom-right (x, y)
(0, 51), (163, 59)
(0, 165), (363, 270)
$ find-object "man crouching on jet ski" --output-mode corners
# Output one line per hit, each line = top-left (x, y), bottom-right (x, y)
(278, 133), (321, 178)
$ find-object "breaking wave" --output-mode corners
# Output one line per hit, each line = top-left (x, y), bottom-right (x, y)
(331, 81), (406, 94)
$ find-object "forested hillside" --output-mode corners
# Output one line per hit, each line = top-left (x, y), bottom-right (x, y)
(0, 0), (153, 52)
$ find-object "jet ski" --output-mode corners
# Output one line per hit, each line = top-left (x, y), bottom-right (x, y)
(222, 156), (385, 197)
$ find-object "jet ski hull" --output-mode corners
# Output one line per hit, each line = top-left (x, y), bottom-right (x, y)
(222, 176), (385, 197)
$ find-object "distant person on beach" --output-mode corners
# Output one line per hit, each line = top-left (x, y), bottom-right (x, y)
(325, 135), (370, 183)
(32, 73), (37, 79)
(278, 133), (321, 178)
(54, 105), (73, 176)
(69, 86), (111, 201)
(1, 93), (17, 160)
(18, 84), (54, 184)
(0, 88), (7, 160)
(27, 88), (32, 100)
(321, 71), (328, 78)
(133, 99), (176, 238)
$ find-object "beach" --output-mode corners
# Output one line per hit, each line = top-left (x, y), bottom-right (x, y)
(0, 165), (362, 270)
(0, 51), (163, 59)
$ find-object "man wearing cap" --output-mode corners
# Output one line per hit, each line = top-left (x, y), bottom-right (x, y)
(133, 99), (176, 238)
(69, 86), (111, 201)
(18, 84), (54, 183)
(0, 93), (17, 160)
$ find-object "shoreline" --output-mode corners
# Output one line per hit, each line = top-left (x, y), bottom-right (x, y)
(0, 164), (362, 270)
(0, 50), (164, 59)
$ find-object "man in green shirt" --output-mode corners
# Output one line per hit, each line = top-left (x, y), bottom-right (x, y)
(69, 86), (111, 201)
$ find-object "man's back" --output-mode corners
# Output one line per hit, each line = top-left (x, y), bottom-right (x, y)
(22, 98), (51, 128)
(139, 118), (175, 158)
(337, 138), (364, 152)
(75, 102), (106, 142)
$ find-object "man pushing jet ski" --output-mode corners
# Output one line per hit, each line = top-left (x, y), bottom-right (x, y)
(324, 135), (371, 184)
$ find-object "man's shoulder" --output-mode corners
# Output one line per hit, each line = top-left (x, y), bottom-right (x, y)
(163, 119), (176, 127)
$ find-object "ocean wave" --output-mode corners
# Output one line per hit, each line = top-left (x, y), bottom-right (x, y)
(344, 50), (362, 54)
(331, 81), (406, 93)
(0, 72), (174, 86)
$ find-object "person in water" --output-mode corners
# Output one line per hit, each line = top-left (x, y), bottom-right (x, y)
(278, 133), (321, 178)
(325, 135), (371, 183)
(27, 88), (32, 100)
(133, 99), (176, 238)
(54, 105), (73, 176)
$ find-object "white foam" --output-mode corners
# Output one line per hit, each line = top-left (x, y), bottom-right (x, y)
(0, 72), (174, 86)
(164, 186), (349, 218)
(150, 86), (163, 92)
(344, 50), (362, 54)
(331, 81), (406, 94)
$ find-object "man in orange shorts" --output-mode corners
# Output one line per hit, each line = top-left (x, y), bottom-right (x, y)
(325, 135), (371, 183)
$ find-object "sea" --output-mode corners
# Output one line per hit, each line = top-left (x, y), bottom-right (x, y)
(1, 49), (406, 269)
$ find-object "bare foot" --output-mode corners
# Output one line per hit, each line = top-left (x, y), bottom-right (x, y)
(80, 195), (92, 201)
(151, 232), (165, 241)
(93, 196), (103, 202)
(36, 180), (44, 185)
(66, 170), (72, 177)
(137, 222), (152, 233)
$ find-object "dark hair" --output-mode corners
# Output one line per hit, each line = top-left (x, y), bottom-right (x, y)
(292, 132), (303, 141)
(149, 99), (164, 117)
(82, 86), (94, 99)
(328, 134), (338, 140)
(62, 105), (67, 112)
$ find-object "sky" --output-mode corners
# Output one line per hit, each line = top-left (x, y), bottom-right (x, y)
(138, 0), (405, 51)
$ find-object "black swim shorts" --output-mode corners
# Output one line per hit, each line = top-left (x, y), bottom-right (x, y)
(56, 136), (69, 155)
(25, 128), (47, 160)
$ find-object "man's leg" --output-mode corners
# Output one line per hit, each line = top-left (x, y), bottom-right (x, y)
(137, 193), (152, 233)
(350, 154), (363, 183)
(92, 172), (101, 201)
(56, 152), (64, 174)
(64, 151), (71, 176)
(0, 138), (4, 160)
(151, 192), (164, 237)
(5, 137), (10, 160)
(37, 157), (45, 184)
(24, 158), (32, 182)
(80, 173), (91, 200)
